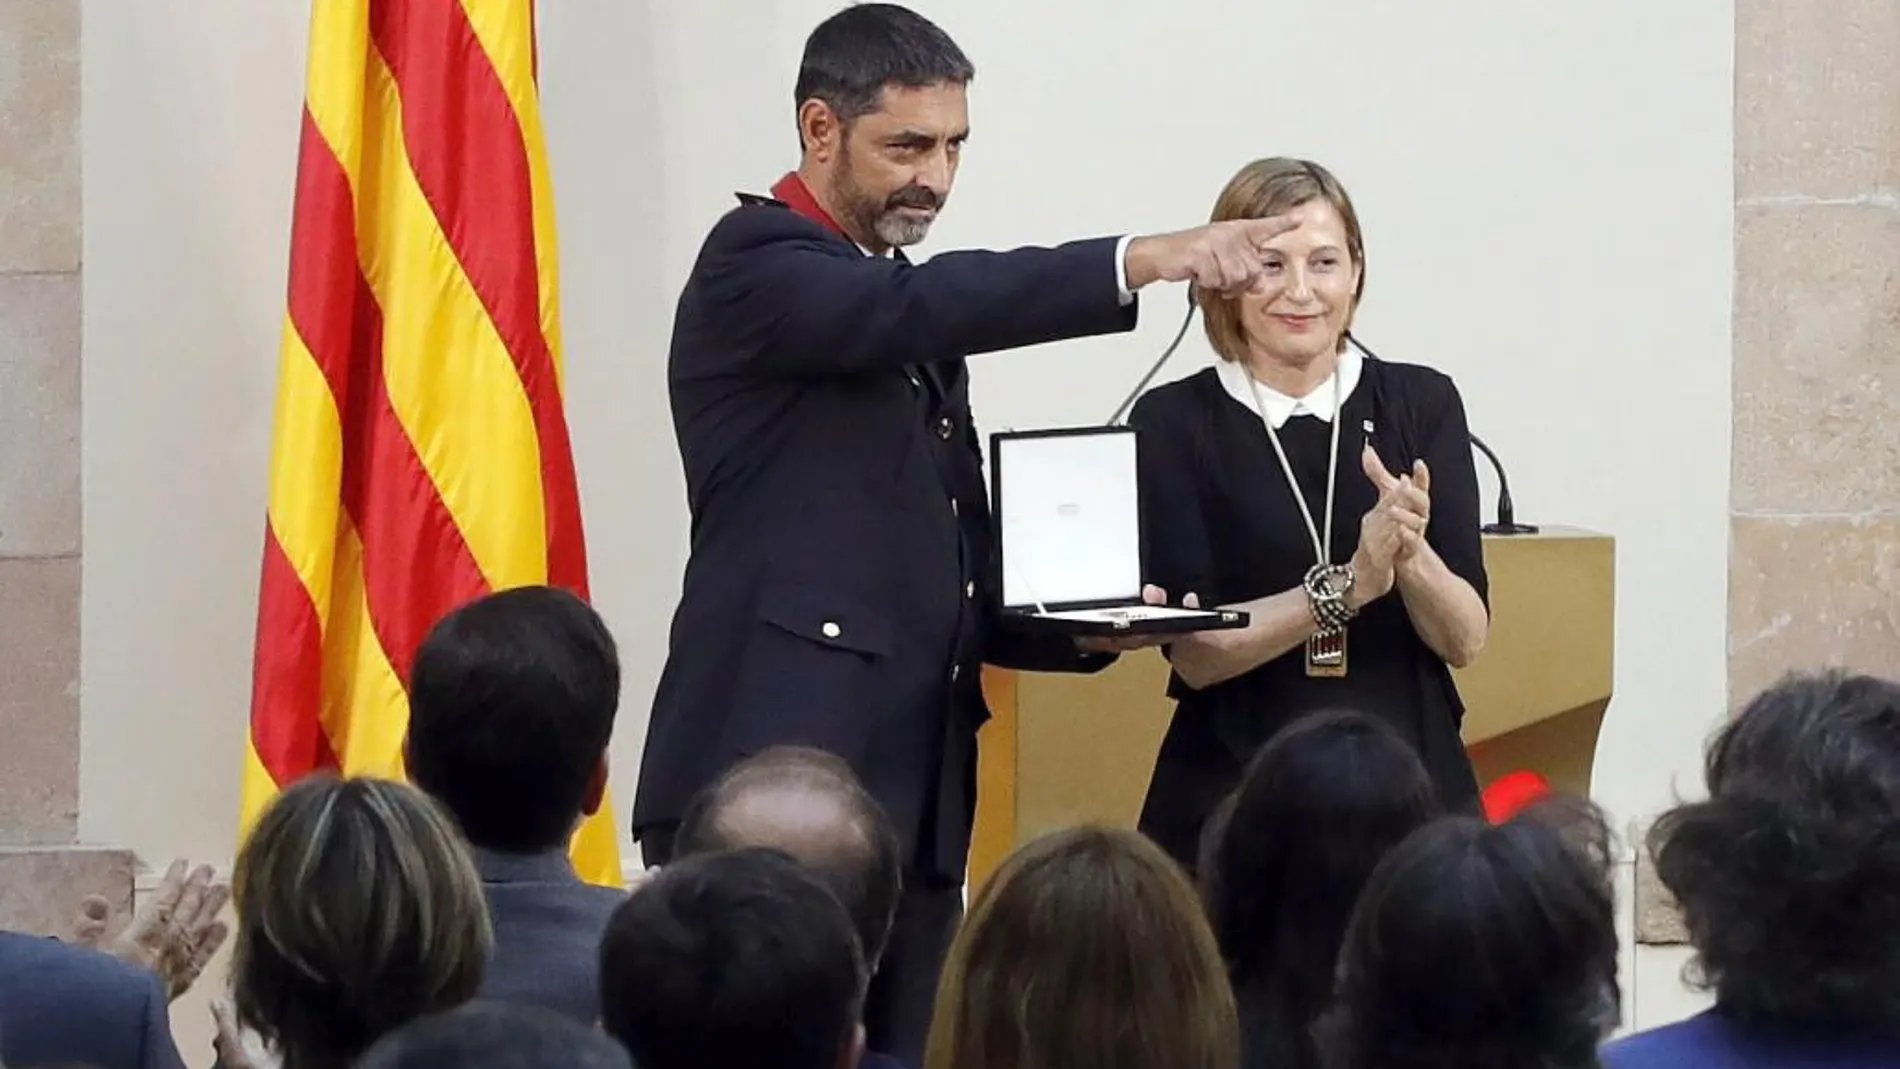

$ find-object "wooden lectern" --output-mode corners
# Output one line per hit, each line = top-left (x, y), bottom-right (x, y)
(969, 526), (1614, 889)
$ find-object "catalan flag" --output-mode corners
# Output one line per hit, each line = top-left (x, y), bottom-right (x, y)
(242, 0), (621, 884)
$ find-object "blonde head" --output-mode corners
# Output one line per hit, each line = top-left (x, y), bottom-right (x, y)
(1200, 157), (1366, 363)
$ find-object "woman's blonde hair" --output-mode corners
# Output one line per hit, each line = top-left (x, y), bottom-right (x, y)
(923, 826), (1239, 1069)
(231, 774), (492, 1069)
(1199, 157), (1366, 362)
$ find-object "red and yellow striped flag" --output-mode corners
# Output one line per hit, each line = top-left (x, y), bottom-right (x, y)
(242, 0), (621, 884)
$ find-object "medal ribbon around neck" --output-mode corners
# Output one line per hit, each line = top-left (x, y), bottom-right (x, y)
(1244, 361), (1344, 569)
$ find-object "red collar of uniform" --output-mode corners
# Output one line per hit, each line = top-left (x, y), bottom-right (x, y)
(769, 171), (850, 241)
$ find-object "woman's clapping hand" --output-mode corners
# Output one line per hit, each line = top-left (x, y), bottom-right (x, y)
(1350, 446), (1431, 607)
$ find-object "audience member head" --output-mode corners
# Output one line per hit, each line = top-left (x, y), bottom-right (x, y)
(1319, 798), (1621, 1069)
(925, 826), (1238, 1069)
(793, 3), (974, 251)
(1650, 669), (1900, 1030)
(1200, 710), (1440, 1067)
(599, 847), (867, 1069)
(675, 745), (902, 968)
(231, 775), (490, 1069)
(356, 1003), (631, 1069)
(406, 585), (620, 855)
(1201, 156), (1366, 364)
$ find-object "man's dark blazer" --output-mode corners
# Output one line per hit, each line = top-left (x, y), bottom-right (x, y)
(0, 930), (187, 1069)
(633, 192), (1139, 882)
(473, 848), (625, 1025)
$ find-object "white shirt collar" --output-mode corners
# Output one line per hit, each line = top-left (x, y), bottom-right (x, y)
(1216, 346), (1363, 429)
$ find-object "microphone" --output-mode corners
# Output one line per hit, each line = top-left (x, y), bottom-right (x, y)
(1110, 318), (1534, 535)
(1470, 433), (1537, 535)
(1344, 336), (1536, 536)
(1105, 289), (1198, 426)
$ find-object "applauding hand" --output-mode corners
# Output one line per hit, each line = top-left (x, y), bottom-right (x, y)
(1351, 446), (1431, 606)
(69, 858), (229, 1002)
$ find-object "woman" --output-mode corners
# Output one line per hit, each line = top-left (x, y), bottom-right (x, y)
(923, 826), (1238, 1069)
(1129, 156), (1490, 870)
(225, 774), (492, 1069)
(1317, 800), (1622, 1069)
(1603, 671), (1900, 1067)
(1199, 710), (1441, 1069)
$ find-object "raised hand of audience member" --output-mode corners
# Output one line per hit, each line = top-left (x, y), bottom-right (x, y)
(69, 857), (230, 1000)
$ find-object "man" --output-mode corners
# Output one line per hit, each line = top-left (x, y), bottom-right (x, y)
(600, 849), (869, 1069)
(633, 4), (1295, 1059)
(674, 748), (904, 1068)
(0, 931), (187, 1069)
(405, 584), (625, 1024)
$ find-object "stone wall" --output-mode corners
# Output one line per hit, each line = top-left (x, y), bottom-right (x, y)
(1, 0), (82, 849)
(0, 0), (133, 934)
(1631, 0), (1900, 964)
(1728, 0), (1900, 705)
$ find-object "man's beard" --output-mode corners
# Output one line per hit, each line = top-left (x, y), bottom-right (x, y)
(832, 166), (942, 249)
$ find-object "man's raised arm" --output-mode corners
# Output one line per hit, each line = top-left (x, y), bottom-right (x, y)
(694, 213), (1301, 378)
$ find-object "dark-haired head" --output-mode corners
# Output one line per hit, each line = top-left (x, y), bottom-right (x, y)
(792, 4), (974, 252)
(405, 585), (620, 855)
(675, 745), (902, 968)
(357, 1002), (631, 1069)
(795, 4), (974, 128)
(1319, 799), (1621, 1069)
(598, 847), (867, 1069)
(1200, 710), (1440, 1068)
(1650, 670), (1900, 1031)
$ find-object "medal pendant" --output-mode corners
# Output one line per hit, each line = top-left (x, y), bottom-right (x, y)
(1306, 627), (1348, 678)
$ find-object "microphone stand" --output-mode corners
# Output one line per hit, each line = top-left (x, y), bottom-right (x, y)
(1105, 291), (1198, 426)
(1109, 312), (1538, 536)
(1345, 336), (1536, 536)
(1470, 433), (1537, 535)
